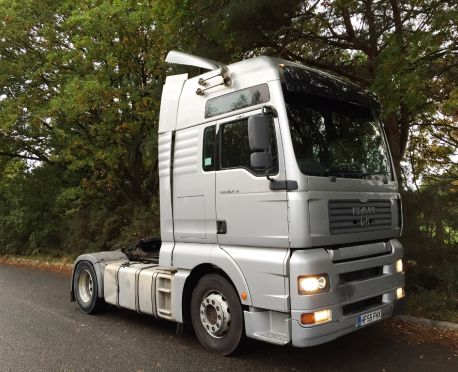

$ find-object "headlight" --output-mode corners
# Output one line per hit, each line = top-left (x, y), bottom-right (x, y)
(298, 274), (330, 294)
(396, 259), (403, 273)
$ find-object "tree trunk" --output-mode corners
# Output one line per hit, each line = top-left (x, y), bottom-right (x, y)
(383, 113), (402, 181)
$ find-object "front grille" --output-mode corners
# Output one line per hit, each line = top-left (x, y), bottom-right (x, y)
(329, 200), (392, 235)
(342, 295), (383, 316)
(340, 266), (383, 283)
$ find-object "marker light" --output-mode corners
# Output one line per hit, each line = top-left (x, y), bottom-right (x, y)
(396, 259), (403, 273)
(301, 309), (332, 325)
(396, 287), (405, 299)
(298, 275), (329, 294)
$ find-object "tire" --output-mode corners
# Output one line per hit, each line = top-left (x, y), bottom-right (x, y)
(73, 261), (106, 314)
(191, 273), (244, 355)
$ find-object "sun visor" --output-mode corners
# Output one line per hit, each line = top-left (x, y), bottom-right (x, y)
(281, 65), (381, 111)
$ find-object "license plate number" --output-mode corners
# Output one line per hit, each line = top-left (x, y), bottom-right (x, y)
(356, 309), (382, 327)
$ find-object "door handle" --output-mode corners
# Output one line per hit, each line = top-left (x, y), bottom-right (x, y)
(216, 220), (227, 234)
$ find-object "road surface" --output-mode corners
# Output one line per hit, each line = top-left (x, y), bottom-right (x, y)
(0, 264), (456, 371)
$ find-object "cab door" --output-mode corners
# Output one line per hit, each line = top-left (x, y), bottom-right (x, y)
(215, 111), (289, 248)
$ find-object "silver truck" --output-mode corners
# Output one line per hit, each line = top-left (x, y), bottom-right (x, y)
(70, 51), (405, 355)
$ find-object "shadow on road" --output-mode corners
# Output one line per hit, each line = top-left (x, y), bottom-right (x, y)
(95, 306), (444, 371)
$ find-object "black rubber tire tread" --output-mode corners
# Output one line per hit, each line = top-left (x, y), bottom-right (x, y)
(191, 273), (244, 355)
(73, 261), (107, 314)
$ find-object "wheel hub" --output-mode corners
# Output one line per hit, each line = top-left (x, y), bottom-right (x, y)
(200, 292), (231, 338)
(78, 269), (93, 303)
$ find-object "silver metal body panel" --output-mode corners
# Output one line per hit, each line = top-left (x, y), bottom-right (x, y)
(138, 269), (157, 315)
(71, 251), (127, 298)
(172, 242), (252, 306)
(288, 190), (401, 248)
(172, 124), (217, 243)
(165, 50), (223, 71)
(222, 246), (290, 312)
(215, 108), (289, 249)
(170, 270), (189, 323)
(289, 239), (404, 347)
(158, 74), (188, 134)
(103, 262), (181, 321)
(175, 57), (281, 131)
(158, 132), (174, 242)
(244, 308), (291, 345)
(158, 241), (174, 267)
(290, 300), (396, 347)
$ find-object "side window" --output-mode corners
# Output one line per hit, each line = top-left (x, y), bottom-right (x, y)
(205, 84), (270, 118)
(220, 116), (278, 175)
(202, 125), (216, 171)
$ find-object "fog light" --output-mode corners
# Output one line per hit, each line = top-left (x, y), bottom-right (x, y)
(396, 259), (403, 273)
(396, 287), (405, 299)
(301, 309), (332, 325)
(298, 275), (329, 294)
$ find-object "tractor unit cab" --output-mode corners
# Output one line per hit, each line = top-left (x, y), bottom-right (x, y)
(71, 51), (405, 355)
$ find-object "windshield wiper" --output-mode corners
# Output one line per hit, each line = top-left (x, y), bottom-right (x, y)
(321, 170), (365, 179)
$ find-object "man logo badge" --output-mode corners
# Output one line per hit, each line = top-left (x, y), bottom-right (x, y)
(359, 217), (372, 226)
(352, 206), (375, 215)
(353, 206), (375, 227)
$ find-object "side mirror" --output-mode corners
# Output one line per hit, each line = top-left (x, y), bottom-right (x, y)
(248, 115), (269, 152)
(250, 152), (272, 170)
(248, 115), (271, 171)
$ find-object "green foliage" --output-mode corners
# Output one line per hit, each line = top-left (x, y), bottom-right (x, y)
(401, 180), (458, 321)
(0, 0), (168, 254)
(0, 160), (64, 255)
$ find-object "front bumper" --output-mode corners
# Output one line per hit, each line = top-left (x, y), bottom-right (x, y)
(290, 239), (404, 347)
(291, 294), (404, 347)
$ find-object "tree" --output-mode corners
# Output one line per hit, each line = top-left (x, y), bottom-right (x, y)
(0, 0), (169, 204)
(0, 0), (168, 253)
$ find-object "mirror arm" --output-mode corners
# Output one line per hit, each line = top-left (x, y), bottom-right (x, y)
(266, 170), (274, 182)
(262, 105), (278, 118)
(265, 169), (299, 191)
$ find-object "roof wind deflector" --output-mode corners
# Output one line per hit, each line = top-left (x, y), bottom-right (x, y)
(165, 50), (224, 71)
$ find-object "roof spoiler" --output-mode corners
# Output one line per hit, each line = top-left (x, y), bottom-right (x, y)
(165, 50), (225, 71)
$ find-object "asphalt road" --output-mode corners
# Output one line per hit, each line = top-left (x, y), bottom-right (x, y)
(0, 265), (456, 372)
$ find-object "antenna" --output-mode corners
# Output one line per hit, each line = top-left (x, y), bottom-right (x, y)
(165, 50), (224, 71)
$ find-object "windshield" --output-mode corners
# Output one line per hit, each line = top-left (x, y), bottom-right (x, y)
(285, 92), (392, 180)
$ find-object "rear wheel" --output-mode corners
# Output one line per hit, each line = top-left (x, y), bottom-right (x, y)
(73, 261), (106, 314)
(191, 274), (244, 355)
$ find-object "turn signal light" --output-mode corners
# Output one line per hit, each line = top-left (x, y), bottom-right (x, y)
(396, 259), (403, 273)
(300, 309), (332, 325)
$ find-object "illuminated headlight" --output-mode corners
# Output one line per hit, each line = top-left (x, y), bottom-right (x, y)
(396, 287), (405, 299)
(396, 259), (403, 273)
(298, 274), (330, 294)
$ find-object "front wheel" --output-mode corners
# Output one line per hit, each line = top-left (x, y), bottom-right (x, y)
(73, 261), (106, 314)
(191, 274), (244, 355)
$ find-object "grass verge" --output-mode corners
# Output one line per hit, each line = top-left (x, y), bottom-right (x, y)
(405, 291), (458, 324)
(0, 254), (73, 275)
(404, 260), (458, 324)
